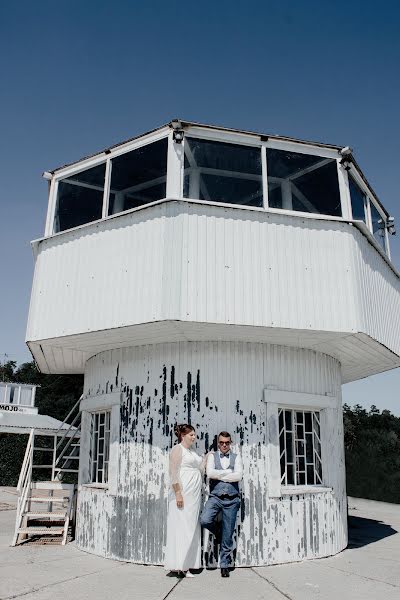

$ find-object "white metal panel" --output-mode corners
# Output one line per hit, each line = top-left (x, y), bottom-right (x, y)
(76, 341), (346, 566)
(27, 201), (400, 381)
(27, 203), (168, 340)
(171, 202), (354, 332)
(351, 226), (400, 356)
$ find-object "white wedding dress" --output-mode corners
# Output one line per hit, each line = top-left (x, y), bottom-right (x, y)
(164, 443), (203, 571)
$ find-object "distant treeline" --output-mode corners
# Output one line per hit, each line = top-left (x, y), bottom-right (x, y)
(1, 361), (399, 503)
(343, 403), (400, 503)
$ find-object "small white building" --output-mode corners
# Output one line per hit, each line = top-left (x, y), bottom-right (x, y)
(0, 382), (67, 435)
(26, 120), (400, 566)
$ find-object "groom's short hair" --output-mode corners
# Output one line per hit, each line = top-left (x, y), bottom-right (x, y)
(218, 431), (231, 440)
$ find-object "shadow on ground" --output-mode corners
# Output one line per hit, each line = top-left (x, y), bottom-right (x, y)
(348, 514), (397, 548)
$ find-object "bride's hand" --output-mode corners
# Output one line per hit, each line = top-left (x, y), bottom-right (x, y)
(176, 492), (184, 509)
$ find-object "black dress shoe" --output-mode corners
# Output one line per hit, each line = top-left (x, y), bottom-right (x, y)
(221, 568), (230, 577)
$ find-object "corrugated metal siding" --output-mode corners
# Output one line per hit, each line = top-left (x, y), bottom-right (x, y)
(76, 341), (346, 566)
(171, 203), (400, 350)
(27, 201), (400, 374)
(27, 203), (168, 340)
(351, 226), (400, 356)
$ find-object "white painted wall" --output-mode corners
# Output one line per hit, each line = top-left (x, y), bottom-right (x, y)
(76, 341), (347, 566)
(27, 202), (400, 374)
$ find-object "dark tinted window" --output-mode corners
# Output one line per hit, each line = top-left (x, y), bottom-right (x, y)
(108, 138), (167, 215)
(54, 163), (106, 233)
(267, 149), (341, 216)
(370, 202), (386, 251)
(183, 138), (263, 207)
(349, 176), (366, 223)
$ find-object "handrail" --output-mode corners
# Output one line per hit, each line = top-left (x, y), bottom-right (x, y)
(56, 395), (83, 436)
(12, 429), (34, 545)
(55, 409), (81, 452)
(53, 421), (81, 471)
(16, 429), (34, 492)
(52, 395), (83, 481)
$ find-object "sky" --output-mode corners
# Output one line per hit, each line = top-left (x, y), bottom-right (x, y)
(0, 0), (399, 414)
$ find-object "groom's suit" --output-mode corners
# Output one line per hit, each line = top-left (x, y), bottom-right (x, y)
(200, 450), (243, 568)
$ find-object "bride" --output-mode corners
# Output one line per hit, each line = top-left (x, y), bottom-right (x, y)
(164, 424), (206, 577)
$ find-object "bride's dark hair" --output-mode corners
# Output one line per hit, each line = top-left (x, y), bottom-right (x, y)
(174, 423), (195, 442)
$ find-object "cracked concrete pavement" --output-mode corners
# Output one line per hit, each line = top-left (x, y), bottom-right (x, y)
(0, 488), (399, 600)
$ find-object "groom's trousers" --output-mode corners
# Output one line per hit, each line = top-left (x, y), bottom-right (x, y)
(200, 495), (241, 568)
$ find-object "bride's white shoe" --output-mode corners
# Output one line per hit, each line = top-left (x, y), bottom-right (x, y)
(184, 571), (195, 578)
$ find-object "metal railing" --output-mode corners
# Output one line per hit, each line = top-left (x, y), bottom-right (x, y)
(51, 395), (82, 480)
(12, 429), (34, 545)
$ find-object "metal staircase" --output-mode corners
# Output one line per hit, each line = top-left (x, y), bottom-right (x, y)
(52, 397), (82, 481)
(11, 397), (82, 546)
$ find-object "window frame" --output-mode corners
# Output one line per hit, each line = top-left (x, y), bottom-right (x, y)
(79, 392), (120, 494)
(263, 388), (335, 498)
(45, 127), (170, 237)
(0, 382), (37, 407)
(346, 165), (389, 255)
(182, 135), (265, 209)
(180, 128), (342, 213)
(89, 409), (111, 486)
(43, 124), (391, 260)
(278, 407), (323, 487)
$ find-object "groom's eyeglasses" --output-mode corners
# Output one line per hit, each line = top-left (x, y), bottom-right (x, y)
(218, 441), (231, 446)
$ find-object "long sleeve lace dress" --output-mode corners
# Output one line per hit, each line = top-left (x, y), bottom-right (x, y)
(164, 444), (204, 571)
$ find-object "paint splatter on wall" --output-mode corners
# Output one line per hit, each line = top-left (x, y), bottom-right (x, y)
(77, 341), (347, 566)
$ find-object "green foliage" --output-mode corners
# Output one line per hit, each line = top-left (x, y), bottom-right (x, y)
(0, 434), (29, 486)
(343, 403), (400, 503)
(0, 360), (83, 486)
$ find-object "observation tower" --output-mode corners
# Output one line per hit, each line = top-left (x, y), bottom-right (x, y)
(26, 120), (400, 566)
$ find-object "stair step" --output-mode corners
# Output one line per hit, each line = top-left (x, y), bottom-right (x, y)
(32, 466), (53, 471)
(26, 512), (67, 518)
(54, 468), (79, 473)
(18, 527), (64, 535)
(29, 497), (69, 503)
(62, 455), (80, 460)
(32, 482), (75, 489)
(33, 447), (54, 452)
(71, 443), (80, 447)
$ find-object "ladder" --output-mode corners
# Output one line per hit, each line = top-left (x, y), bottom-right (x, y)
(12, 478), (75, 546)
(11, 397), (82, 546)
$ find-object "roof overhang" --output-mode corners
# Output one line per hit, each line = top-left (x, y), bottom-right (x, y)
(0, 410), (78, 437)
(27, 322), (400, 385)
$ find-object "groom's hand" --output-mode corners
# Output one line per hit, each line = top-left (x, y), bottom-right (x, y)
(176, 492), (184, 509)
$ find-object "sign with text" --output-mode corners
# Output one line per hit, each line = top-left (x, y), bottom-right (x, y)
(0, 404), (38, 414)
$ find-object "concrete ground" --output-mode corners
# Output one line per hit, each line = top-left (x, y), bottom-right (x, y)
(0, 487), (399, 600)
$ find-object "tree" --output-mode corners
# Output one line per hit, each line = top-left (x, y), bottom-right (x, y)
(344, 404), (400, 503)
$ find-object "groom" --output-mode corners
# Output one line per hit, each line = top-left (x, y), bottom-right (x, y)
(200, 431), (243, 577)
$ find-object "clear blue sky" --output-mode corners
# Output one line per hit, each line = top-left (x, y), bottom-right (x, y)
(1, 0), (399, 414)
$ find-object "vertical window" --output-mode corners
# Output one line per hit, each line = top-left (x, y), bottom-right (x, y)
(183, 138), (263, 207)
(19, 387), (34, 406)
(279, 408), (322, 486)
(90, 411), (111, 484)
(9, 386), (16, 404)
(0, 384), (35, 406)
(54, 163), (106, 233)
(108, 138), (168, 215)
(266, 149), (341, 216)
(349, 176), (367, 223)
(370, 202), (386, 252)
